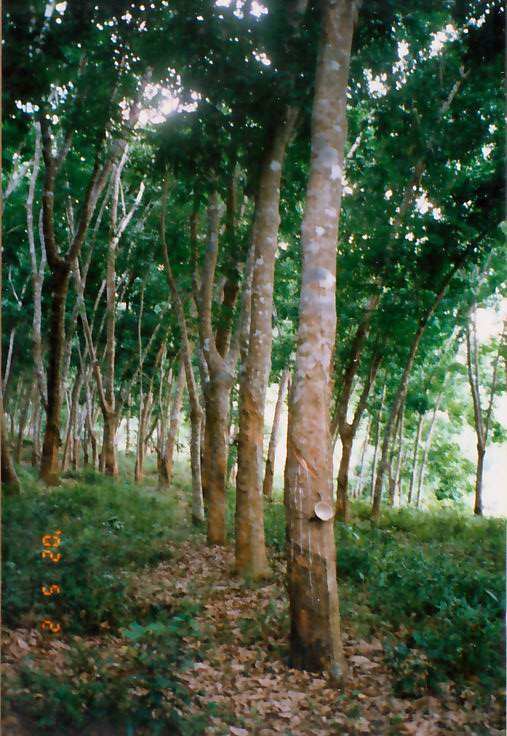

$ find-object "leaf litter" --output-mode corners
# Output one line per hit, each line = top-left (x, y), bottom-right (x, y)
(2, 537), (504, 735)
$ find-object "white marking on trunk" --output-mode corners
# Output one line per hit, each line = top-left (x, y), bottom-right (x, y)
(331, 163), (342, 181)
(269, 160), (281, 172)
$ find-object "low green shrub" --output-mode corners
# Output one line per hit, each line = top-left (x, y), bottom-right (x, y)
(10, 604), (207, 735)
(2, 475), (183, 634)
(263, 501), (505, 695)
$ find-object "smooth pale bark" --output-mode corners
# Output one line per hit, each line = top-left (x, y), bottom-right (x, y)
(235, 113), (297, 576)
(407, 412), (423, 505)
(125, 394), (132, 455)
(285, 0), (356, 678)
(263, 369), (290, 500)
(27, 124), (48, 408)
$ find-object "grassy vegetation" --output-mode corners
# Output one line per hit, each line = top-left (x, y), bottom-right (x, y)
(3, 467), (505, 734)
(3, 464), (208, 735)
(14, 605), (208, 735)
(3, 465), (191, 634)
(263, 496), (506, 697)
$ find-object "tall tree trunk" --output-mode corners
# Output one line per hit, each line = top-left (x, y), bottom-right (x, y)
(40, 267), (70, 484)
(235, 113), (297, 577)
(285, 0), (356, 678)
(205, 371), (233, 539)
(407, 412), (423, 505)
(160, 176), (205, 524)
(386, 403), (403, 506)
(263, 369), (290, 501)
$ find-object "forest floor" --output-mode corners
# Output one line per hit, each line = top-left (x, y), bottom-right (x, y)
(2, 461), (505, 735)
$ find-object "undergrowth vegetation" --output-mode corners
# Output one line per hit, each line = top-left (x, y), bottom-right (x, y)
(3, 467), (209, 735)
(3, 467), (187, 634)
(263, 496), (505, 697)
(3, 470), (505, 735)
(14, 605), (207, 735)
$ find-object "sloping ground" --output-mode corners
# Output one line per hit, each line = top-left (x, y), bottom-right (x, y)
(3, 534), (503, 735)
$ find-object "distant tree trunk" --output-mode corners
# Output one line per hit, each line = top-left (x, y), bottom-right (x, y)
(389, 407), (404, 507)
(386, 403), (403, 506)
(465, 313), (501, 517)
(371, 266), (459, 520)
(336, 426), (353, 522)
(355, 416), (370, 498)
(1, 413), (20, 495)
(160, 361), (185, 488)
(26, 123), (48, 409)
(407, 412), (423, 505)
(31, 390), (42, 466)
(370, 381), (386, 500)
(194, 193), (236, 544)
(334, 351), (382, 521)
(285, 0), (356, 678)
(263, 368), (289, 500)
(15, 384), (31, 464)
(61, 369), (83, 471)
(125, 394), (132, 455)
(416, 390), (443, 508)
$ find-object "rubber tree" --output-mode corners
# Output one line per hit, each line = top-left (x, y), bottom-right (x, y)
(285, 0), (357, 678)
